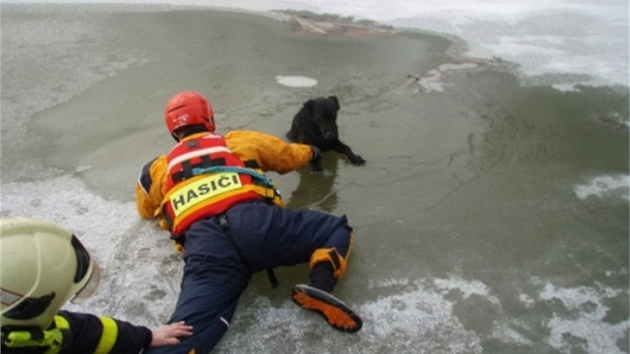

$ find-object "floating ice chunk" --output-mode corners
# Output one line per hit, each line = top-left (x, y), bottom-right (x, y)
(275, 75), (318, 88)
(415, 62), (482, 93)
(414, 69), (444, 93)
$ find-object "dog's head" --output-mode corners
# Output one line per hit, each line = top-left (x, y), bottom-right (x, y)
(303, 96), (340, 140)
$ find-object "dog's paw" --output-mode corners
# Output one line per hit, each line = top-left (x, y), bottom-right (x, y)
(311, 166), (324, 175)
(350, 155), (366, 166)
(311, 161), (324, 175)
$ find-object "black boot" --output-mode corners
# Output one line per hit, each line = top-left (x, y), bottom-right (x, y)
(308, 262), (337, 293)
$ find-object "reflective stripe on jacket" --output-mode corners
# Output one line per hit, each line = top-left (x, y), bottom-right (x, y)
(1, 311), (151, 354)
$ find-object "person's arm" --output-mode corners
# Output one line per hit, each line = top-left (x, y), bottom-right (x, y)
(57, 311), (192, 353)
(135, 156), (168, 221)
(225, 130), (315, 174)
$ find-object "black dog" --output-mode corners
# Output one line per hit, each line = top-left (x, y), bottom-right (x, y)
(287, 96), (366, 174)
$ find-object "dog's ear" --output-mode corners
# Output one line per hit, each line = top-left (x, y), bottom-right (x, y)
(303, 99), (315, 113)
(328, 96), (340, 111)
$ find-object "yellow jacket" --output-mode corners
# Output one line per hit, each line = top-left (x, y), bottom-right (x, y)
(135, 130), (314, 226)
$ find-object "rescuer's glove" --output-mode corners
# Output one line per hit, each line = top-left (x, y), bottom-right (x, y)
(309, 145), (324, 175)
(310, 145), (322, 162)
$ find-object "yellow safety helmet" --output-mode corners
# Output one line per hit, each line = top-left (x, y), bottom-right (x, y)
(0, 218), (101, 330)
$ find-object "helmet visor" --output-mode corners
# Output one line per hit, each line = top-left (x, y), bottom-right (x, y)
(70, 261), (101, 304)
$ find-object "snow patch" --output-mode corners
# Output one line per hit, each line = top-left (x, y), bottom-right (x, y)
(538, 282), (628, 354)
(575, 175), (630, 200)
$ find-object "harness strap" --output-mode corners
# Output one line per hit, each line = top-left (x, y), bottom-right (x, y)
(243, 160), (259, 169)
(182, 160), (193, 182)
(192, 166), (275, 188)
(172, 157), (227, 183)
(217, 214), (279, 288)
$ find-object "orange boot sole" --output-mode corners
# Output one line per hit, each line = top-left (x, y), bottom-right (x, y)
(291, 284), (362, 333)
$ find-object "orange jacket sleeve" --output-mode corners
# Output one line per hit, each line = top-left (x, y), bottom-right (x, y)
(135, 155), (168, 221)
(225, 130), (313, 174)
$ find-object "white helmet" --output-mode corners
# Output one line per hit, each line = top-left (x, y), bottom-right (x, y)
(0, 218), (101, 330)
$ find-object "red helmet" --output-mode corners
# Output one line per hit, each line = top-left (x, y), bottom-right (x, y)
(164, 91), (215, 136)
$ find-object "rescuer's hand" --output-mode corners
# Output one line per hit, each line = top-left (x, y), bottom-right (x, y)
(150, 321), (193, 347)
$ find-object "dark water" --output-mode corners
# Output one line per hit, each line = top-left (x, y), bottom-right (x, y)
(1, 4), (628, 353)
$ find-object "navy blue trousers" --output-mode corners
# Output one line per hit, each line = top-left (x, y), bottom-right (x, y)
(145, 200), (352, 354)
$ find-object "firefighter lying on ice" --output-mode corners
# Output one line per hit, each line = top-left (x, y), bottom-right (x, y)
(135, 91), (362, 354)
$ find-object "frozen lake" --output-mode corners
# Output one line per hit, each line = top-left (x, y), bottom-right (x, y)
(1, 2), (628, 353)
